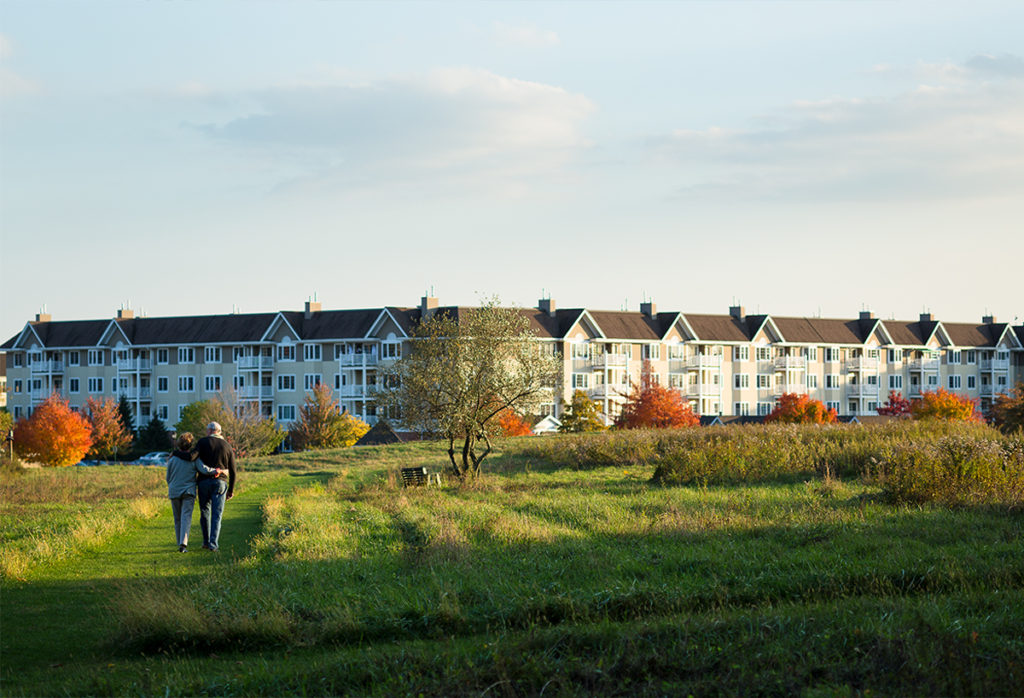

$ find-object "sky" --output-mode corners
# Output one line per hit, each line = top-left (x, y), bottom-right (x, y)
(2, 1), (1023, 342)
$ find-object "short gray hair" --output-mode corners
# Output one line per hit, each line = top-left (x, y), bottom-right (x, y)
(207, 422), (222, 435)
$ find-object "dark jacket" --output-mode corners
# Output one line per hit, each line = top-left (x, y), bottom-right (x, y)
(196, 434), (236, 497)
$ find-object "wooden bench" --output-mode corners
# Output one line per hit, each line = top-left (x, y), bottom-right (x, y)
(401, 466), (440, 487)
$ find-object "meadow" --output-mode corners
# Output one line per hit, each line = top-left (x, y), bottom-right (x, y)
(2, 423), (1023, 696)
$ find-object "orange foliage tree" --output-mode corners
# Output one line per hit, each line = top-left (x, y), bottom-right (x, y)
(85, 396), (134, 459)
(13, 394), (93, 467)
(910, 388), (981, 421)
(494, 408), (533, 437)
(765, 392), (838, 424)
(990, 382), (1024, 434)
(615, 362), (699, 429)
(876, 390), (912, 417)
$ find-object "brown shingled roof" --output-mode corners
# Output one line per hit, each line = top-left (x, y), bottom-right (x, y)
(941, 322), (1002, 348)
(586, 310), (662, 340)
(682, 314), (751, 342)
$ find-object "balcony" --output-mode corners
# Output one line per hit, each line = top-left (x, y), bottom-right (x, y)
(237, 356), (274, 370)
(774, 356), (807, 370)
(591, 353), (629, 368)
(31, 360), (64, 373)
(775, 383), (808, 395)
(980, 384), (1008, 397)
(844, 358), (878, 372)
(339, 353), (378, 367)
(116, 358), (152, 371)
(238, 386), (274, 400)
(847, 384), (880, 397)
(980, 359), (1010, 371)
(688, 383), (721, 397)
(908, 359), (940, 372)
(687, 355), (723, 370)
(29, 388), (49, 400)
(120, 387), (152, 400)
(338, 385), (370, 398)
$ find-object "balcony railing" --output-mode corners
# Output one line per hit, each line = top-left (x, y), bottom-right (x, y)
(775, 383), (808, 395)
(339, 353), (378, 367)
(908, 359), (940, 372)
(980, 359), (1010, 371)
(238, 386), (275, 400)
(980, 384), (1008, 397)
(591, 354), (629, 368)
(29, 388), (49, 400)
(119, 387), (152, 399)
(31, 360), (64, 373)
(237, 357), (274, 370)
(116, 358), (152, 371)
(688, 383), (720, 397)
(774, 356), (807, 370)
(687, 355), (723, 369)
(844, 358), (878, 372)
(337, 385), (370, 398)
(847, 384), (880, 397)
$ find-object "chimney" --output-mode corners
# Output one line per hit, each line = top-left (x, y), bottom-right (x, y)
(919, 312), (934, 323)
(982, 314), (996, 324)
(117, 308), (134, 320)
(859, 311), (875, 321)
(538, 298), (556, 317)
(304, 299), (322, 319)
(420, 295), (439, 319)
(640, 300), (657, 318)
(33, 312), (52, 324)
(729, 305), (745, 320)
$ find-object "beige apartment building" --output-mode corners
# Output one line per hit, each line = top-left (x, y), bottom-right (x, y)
(2, 298), (1022, 428)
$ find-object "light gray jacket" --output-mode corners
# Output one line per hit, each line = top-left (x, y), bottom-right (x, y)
(166, 451), (219, 499)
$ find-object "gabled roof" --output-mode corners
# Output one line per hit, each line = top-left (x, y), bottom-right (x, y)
(1016, 325), (1024, 347)
(284, 308), (386, 341)
(585, 310), (663, 341)
(941, 322), (1005, 348)
(121, 313), (279, 345)
(681, 314), (751, 342)
(3, 319), (110, 349)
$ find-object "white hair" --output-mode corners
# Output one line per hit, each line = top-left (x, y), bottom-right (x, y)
(207, 422), (222, 435)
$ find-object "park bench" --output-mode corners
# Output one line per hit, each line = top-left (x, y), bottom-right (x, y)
(401, 466), (441, 487)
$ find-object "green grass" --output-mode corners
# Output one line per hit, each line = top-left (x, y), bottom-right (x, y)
(2, 436), (1023, 696)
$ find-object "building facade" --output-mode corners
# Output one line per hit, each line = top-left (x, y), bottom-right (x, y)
(2, 298), (1022, 427)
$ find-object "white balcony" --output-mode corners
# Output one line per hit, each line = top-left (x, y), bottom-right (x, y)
(775, 383), (808, 395)
(339, 353), (378, 367)
(980, 359), (1010, 371)
(980, 384), (1008, 397)
(774, 356), (807, 370)
(120, 387), (152, 400)
(116, 358), (152, 371)
(908, 358), (940, 371)
(843, 358), (878, 372)
(688, 383), (720, 397)
(31, 360), (64, 373)
(847, 384), (880, 397)
(591, 354), (629, 368)
(237, 357), (274, 370)
(687, 355), (723, 370)
(29, 388), (49, 400)
(337, 385), (370, 398)
(238, 386), (274, 400)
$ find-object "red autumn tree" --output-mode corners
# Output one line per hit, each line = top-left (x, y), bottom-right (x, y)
(990, 382), (1024, 434)
(765, 393), (838, 424)
(494, 408), (533, 437)
(615, 362), (699, 429)
(877, 390), (912, 417)
(13, 393), (93, 467)
(85, 396), (134, 459)
(910, 389), (982, 422)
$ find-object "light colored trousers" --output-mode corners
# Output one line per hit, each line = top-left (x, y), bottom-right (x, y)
(170, 494), (196, 546)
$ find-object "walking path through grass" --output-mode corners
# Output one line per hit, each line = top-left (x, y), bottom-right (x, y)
(1, 471), (332, 686)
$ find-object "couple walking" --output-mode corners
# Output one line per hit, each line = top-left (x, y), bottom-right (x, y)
(165, 422), (236, 553)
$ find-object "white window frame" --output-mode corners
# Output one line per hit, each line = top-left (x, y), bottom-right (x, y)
(966, 350), (976, 364)
(734, 346), (749, 362)
(888, 348), (903, 364)
(69, 378), (80, 393)
(278, 375), (296, 391)
(204, 375), (222, 393)
(156, 348), (169, 365)
(642, 344), (661, 360)
(756, 374), (771, 389)
(571, 373), (589, 389)
(304, 374), (322, 390)
(88, 349), (103, 366)
(826, 374), (841, 390)
(734, 374), (750, 389)
(278, 344), (296, 362)
(156, 405), (168, 421)
(304, 344), (323, 362)
(734, 402), (750, 416)
(277, 404), (296, 422)
(88, 377), (104, 393)
(757, 402), (772, 416)
(178, 376), (195, 393)
(204, 346), (222, 364)
(806, 374), (818, 389)
(948, 350), (961, 365)
(381, 342), (401, 360)
(178, 347), (195, 365)
(157, 377), (168, 393)
(967, 375), (976, 389)
(68, 351), (80, 367)
(756, 347), (772, 361)
(888, 375), (903, 390)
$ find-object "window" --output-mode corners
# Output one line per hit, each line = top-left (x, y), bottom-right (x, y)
(334, 374), (343, 390)
(304, 344), (322, 361)
(304, 374), (322, 390)
(88, 377), (104, 393)
(88, 349), (104, 366)
(826, 374), (841, 389)
(669, 373), (686, 388)
(205, 376), (222, 392)
(204, 347), (222, 364)
(178, 405), (187, 420)
(868, 401), (878, 412)
(824, 347), (840, 363)
(156, 405), (168, 421)
(12, 406), (21, 419)
(849, 401), (858, 414)
(68, 351), (80, 367)
(866, 349), (879, 360)
(927, 374), (939, 387)
(278, 375), (295, 391)
(734, 374), (750, 389)
(733, 346), (749, 362)
(888, 375), (903, 390)
(827, 401), (840, 412)
(803, 346), (818, 362)
(756, 347), (772, 361)
(967, 375), (976, 389)
(13, 379), (23, 394)
(157, 377), (168, 393)
(734, 402), (750, 416)
(11, 353), (23, 368)
(966, 350), (976, 364)
(642, 344), (661, 360)
(571, 373), (589, 389)
(69, 378), (80, 393)
(948, 350), (961, 365)
(178, 376), (195, 392)
(381, 343), (401, 360)
(178, 347), (195, 364)
(156, 348), (169, 365)
(867, 374), (878, 385)
(948, 375), (962, 390)
(571, 342), (589, 359)
(277, 405), (296, 421)
(888, 348), (903, 363)
(806, 375), (818, 389)
(756, 374), (771, 388)
(997, 375), (1008, 388)
(757, 402), (772, 416)
(278, 344), (295, 361)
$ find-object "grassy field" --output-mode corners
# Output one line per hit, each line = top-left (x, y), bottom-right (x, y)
(2, 427), (1023, 696)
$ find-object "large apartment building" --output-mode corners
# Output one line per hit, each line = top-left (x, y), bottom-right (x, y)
(2, 298), (1022, 428)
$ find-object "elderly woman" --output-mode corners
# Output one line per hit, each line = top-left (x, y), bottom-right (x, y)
(166, 432), (222, 553)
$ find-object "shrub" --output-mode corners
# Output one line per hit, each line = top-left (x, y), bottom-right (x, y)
(765, 393), (837, 424)
(990, 382), (1024, 434)
(911, 389), (982, 422)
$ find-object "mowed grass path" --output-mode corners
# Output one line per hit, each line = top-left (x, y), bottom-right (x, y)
(2, 469), (331, 688)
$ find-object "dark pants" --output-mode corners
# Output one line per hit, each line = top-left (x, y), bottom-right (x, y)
(198, 478), (228, 550)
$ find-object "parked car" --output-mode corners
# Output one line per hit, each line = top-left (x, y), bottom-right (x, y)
(75, 460), (100, 467)
(137, 452), (171, 465)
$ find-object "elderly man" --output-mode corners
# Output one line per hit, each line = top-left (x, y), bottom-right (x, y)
(196, 421), (236, 551)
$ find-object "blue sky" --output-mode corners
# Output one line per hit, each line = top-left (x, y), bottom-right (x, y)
(2, 1), (1022, 340)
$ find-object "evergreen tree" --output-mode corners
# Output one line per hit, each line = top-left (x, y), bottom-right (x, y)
(137, 416), (173, 452)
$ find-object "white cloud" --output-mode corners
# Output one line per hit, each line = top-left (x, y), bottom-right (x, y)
(653, 55), (1024, 203)
(493, 21), (560, 47)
